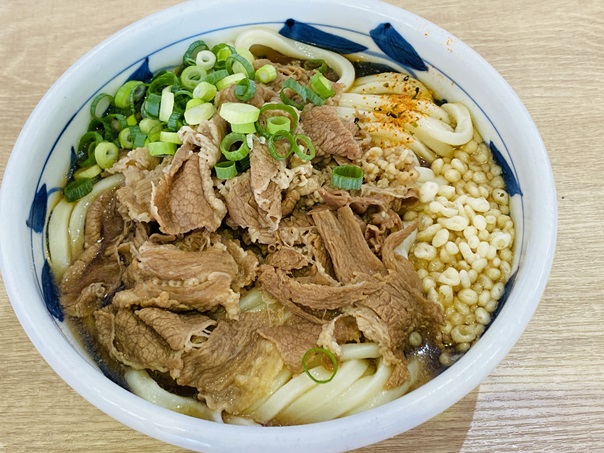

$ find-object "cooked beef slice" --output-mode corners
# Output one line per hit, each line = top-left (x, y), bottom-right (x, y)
(151, 143), (226, 235)
(265, 246), (310, 271)
(122, 242), (241, 318)
(94, 308), (180, 373)
(216, 82), (278, 108)
(176, 312), (285, 414)
(311, 206), (385, 281)
(60, 190), (125, 318)
(135, 307), (217, 351)
(300, 105), (362, 160)
(258, 264), (381, 311)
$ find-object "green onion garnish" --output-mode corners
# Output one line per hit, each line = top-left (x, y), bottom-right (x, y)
(214, 161), (237, 180)
(231, 122), (256, 134)
(160, 131), (182, 145)
(220, 132), (250, 161)
(234, 78), (256, 102)
(303, 59), (328, 74)
(183, 40), (210, 67)
(226, 54), (255, 79)
(309, 72), (336, 99)
(180, 65), (207, 91)
(196, 50), (217, 70)
(256, 103), (298, 138)
(94, 141), (119, 169)
(159, 86), (175, 122)
(63, 177), (95, 202)
(293, 134), (316, 161)
(90, 93), (113, 119)
(118, 127), (134, 149)
(148, 71), (179, 95)
(192, 81), (217, 102)
(267, 130), (294, 161)
(280, 78), (325, 109)
(148, 141), (177, 157)
(255, 64), (277, 84)
(143, 92), (162, 118)
(219, 102), (260, 125)
(184, 101), (214, 125)
(331, 165), (364, 190)
(114, 80), (145, 110)
(204, 69), (230, 86)
(77, 131), (103, 166)
(266, 116), (291, 135)
(302, 347), (339, 384)
(73, 164), (102, 181)
(215, 73), (246, 91)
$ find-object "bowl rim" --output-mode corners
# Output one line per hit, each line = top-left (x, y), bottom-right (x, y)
(0, 0), (557, 451)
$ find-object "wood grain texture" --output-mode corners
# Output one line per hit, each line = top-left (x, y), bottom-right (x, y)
(1, 0), (603, 452)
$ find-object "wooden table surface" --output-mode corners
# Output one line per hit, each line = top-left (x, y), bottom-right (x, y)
(1, 0), (602, 451)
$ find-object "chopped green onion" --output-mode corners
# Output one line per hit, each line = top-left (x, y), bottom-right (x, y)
(77, 131), (103, 166)
(143, 92), (162, 118)
(173, 89), (193, 111)
(159, 86), (175, 122)
(219, 102), (260, 125)
(267, 130), (294, 161)
(160, 131), (182, 144)
(226, 54), (255, 79)
(303, 59), (328, 74)
(214, 161), (237, 180)
(255, 64), (277, 84)
(293, 134), (316, 161)
(166, 111), (183, 132)
(192, 81), (217, 101)
(148, 141), (177, 156)
(279, 78), (306, 110)
(212, 43), (235, 66)
(234, 78), (256, 101)
(220, 132), (250, 161)
(73, 164), (102, 181)
(118, 127), (134, 149)
(266, 116), (291, 134)
(309, 72), (336, 99)
(63, 177), (95, 202)
(184, 101), (214, 125)
(114, 80), (146, 110)
(126, 114), (138, 126)
(94, 141), (119, 169)
(236, 153), (251, 172)
(231, 122), (256, 134)
(204, 69), (230, 86)
(332, 165), (364, 190)
(302, 347), (338, 384)
(133, 132), (147, 148)
(180, 65), (207, 91)
(183, 40), (210, 66)
(148, 72), (179, 95)
(102, 113), (128, 138)
(196, 50), (217, 70)
(216, 73), (246, 91)
(139, 118), (161, 134)
(256, 103), (299, 137)
(90, 93), (113, 119)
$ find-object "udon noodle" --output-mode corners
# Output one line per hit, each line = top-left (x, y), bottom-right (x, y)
(46, 29), (515, 425)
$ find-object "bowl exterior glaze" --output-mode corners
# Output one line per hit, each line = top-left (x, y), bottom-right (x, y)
(0, 0), (556, 451)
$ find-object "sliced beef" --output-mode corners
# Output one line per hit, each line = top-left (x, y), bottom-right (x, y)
(300, 105), (362, 160)
(265, 246), (309, 271)
(216, 82), (278, 108)
(176, 312), (285, 413)
(311, 206), (384, 281)
(60, 190), (125, 318)
(151, 142), (226, 235)
(123, 241), (241, 318)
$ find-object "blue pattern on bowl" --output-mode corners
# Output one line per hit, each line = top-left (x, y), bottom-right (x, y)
(279, 19), (367, 54)
(28, 18), (523, 328)
(370, 23), (427, 72)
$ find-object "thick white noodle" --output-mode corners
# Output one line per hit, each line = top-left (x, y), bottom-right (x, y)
(415, 102), (473, 147)
(234, 29), (356, 90)
(339, 342), (380, 361)
(346, 359), (420, 415)
(349, 73), (431, 97)
(67, 174), (124, 259)
(47, 198), (74, 278)
(278, 359), (369, 423)
(305, 358), (393, 422)
(124, 369), (222, 422)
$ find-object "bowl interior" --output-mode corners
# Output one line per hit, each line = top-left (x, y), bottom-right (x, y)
(0, 0), (556, 452)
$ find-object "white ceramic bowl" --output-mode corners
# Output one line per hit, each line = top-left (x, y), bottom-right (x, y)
(0, 0), (556, 451)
